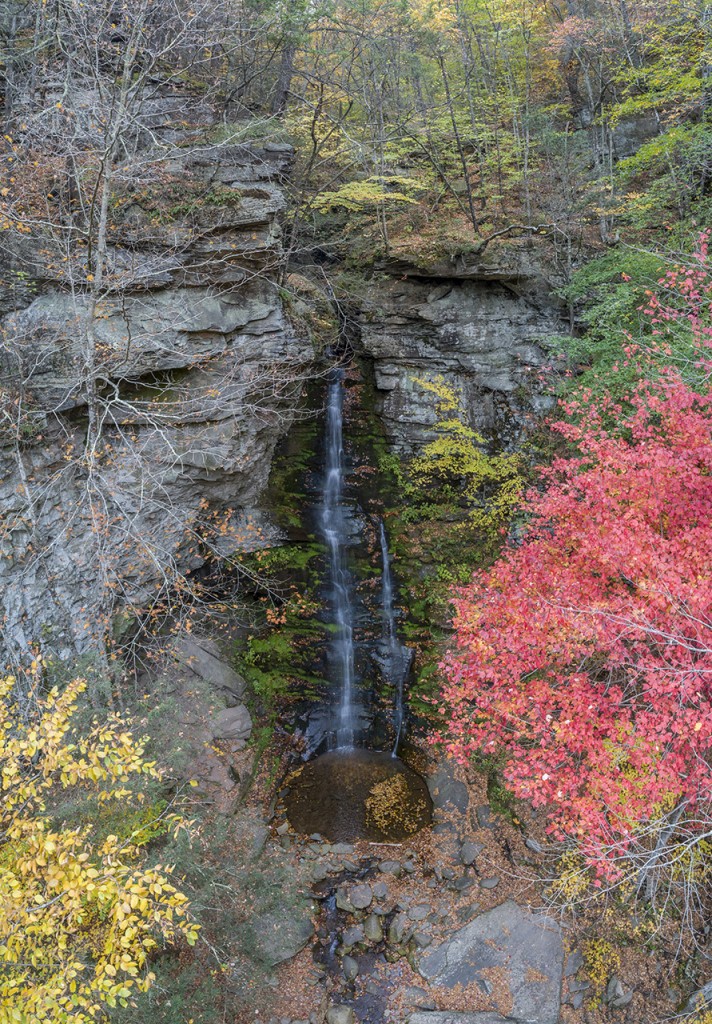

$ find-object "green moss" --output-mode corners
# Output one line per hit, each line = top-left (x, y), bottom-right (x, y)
(111, 180), (242, 227)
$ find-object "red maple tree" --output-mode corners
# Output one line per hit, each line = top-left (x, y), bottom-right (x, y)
(441, 237), (712, 889)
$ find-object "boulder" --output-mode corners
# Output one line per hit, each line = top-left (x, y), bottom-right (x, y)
(336, 886), (355, 912)
(389, 912), (412, 945)
(251, 908), (314, 966)
(378, 860), (402, 877)
(326, 1008), (356, 1024)
(342, 955), (359, 982)
(408, 904), (432, 921)
(418, 901), (563, 1024)
(363, 914), (383, 943)
(341, 925), (365, 947)
(211, 704), (252, 742)
(174, 636), (247, 699)
(350, 884), (373, 910)
(428, 763), (469, 815)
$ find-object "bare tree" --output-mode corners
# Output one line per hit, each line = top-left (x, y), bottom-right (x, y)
(0, 0), (314, 676)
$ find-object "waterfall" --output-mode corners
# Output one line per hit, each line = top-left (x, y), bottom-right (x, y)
(319, 369), (356, 748)
(379, 521), (412, 756)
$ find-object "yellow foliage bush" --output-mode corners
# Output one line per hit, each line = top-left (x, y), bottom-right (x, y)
(410, 376), (523, 533)
(582, 938), (621, 990)
(0, 672), (198, 1023)
(549, 850), (591, 903)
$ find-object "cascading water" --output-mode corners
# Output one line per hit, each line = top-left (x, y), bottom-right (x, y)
(284, 365), (432, 842)
(379, 521), (413, 756)
(320, 369), (357, 748)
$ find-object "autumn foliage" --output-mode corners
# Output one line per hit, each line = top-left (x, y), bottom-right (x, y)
(441, 373), (712, 880)
(0, 672), (197, 1023)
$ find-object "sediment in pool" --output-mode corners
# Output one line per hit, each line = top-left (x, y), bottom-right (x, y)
(284, 748), (432, 843)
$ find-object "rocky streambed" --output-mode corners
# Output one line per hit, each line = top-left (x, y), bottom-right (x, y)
(217, 741), (592, 1024)
(167, 627), (682, 1024)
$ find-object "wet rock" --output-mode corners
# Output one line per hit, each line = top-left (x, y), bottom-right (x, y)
(342, 955), (359, 982)
(326, 1008), (356, 1024)
(336, 886), (355, 912)
(364, 914), (384, 943)
(408, 904), (432, 921)
(460, 842), (484, 866)
(479, 876), (500, 890)
(418, 900), (563, 1024)
(350, 884), (373, 910)
(341, 925), (364, 948)
(389, 912), (412, 944)
(379, 860), (402, 877)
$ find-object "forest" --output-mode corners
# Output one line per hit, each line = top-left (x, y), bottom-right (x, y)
(0, 0), (711, 1022)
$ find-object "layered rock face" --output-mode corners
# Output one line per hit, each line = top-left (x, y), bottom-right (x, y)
(0, 140), (312, 666)
(356, 249), (565, 451)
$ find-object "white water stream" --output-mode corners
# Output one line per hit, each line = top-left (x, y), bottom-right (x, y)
(319, 370), (357, 747)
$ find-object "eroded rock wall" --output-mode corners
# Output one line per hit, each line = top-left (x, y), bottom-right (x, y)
(355, 249), (565, 451)
(0, 140), (312, 666)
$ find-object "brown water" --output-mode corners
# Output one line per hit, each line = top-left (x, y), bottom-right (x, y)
(285, 749), (432, 842)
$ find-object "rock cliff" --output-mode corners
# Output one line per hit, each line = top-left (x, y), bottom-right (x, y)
(355, 247), (565, 451)
(0, 138), (312, 667)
